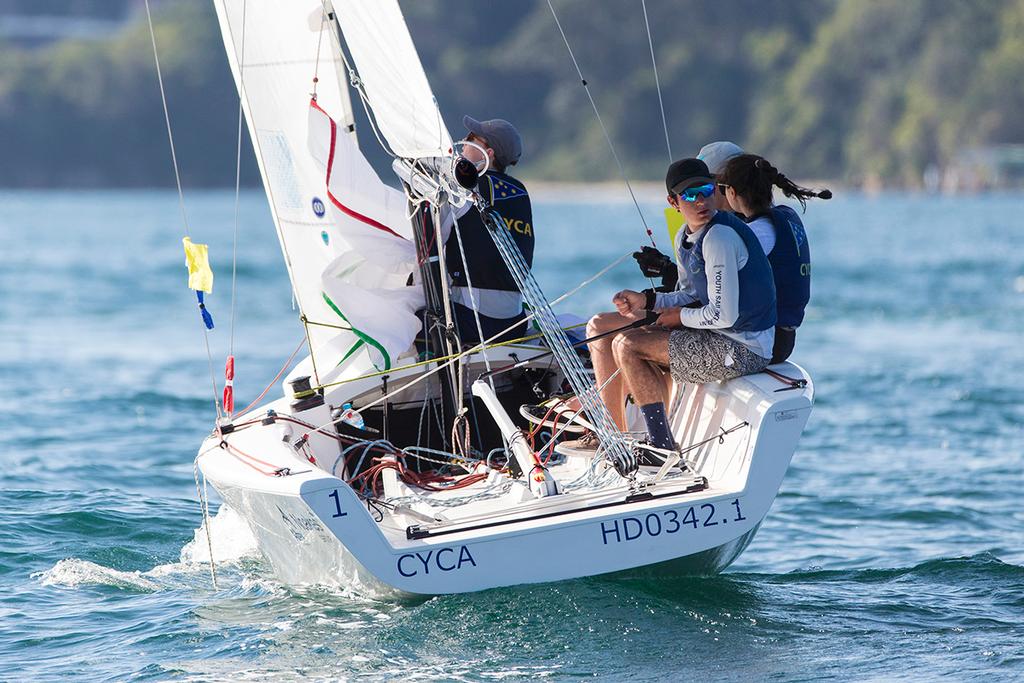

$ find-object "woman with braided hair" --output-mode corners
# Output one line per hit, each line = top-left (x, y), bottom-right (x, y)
(717, 155), (831, 363)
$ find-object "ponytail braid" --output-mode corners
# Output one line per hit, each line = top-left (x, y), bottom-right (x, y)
(721, 154), (832, 213)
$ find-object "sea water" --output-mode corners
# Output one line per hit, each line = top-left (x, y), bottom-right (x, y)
(0, 189), (1022, 681)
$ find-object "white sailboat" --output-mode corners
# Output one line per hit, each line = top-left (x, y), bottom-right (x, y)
(194, 0), (814, 596)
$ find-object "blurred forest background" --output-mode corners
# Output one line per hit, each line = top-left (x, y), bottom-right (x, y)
(2, 0), (1023, 189)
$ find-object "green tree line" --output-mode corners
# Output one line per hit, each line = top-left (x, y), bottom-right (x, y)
(1, 0), (1022, 187)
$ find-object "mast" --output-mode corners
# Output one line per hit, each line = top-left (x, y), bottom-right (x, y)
(410, 200), (460, 436)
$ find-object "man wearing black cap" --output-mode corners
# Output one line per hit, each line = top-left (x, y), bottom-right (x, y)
(608, 158), (776, 453)
(633, 140), (746, 291)
(559, 158), (776, 458)
(441, 115), (534, 344)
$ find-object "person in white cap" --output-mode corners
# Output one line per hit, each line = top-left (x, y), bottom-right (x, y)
(440, 115), (535, 344)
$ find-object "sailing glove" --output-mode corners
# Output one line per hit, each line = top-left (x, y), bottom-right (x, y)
(632, 246), (678, 291)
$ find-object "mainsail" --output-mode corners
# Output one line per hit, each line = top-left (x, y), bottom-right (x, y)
(211, 0), (430, 383)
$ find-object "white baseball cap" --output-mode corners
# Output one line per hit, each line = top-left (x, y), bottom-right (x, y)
(697, 141), (744, 175)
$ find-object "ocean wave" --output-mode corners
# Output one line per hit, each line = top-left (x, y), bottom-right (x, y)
(745, 552), (1024, 585)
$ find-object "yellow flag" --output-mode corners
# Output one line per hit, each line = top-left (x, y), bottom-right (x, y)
(663, 206), (685, 248)
(182, 236), (214, 293)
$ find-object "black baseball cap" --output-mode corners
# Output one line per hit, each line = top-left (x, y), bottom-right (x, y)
(666, 158), (713, 195)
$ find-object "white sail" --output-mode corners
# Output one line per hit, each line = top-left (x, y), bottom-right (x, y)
(307, 101), (423, 371)
(331, 0), (452, 159)
(212, 0), (423, 382)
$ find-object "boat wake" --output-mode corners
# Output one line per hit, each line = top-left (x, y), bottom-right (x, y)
(36, 505), (262, 592)
(38, 558), (162, 592)
(179, 503), (259, 565)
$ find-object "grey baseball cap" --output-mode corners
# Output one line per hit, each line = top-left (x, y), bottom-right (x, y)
(463, 115), (522, 167)
(697, 141), (744, 175)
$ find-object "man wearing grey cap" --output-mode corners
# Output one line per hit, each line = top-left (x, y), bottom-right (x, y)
(441, 115), (535, 344)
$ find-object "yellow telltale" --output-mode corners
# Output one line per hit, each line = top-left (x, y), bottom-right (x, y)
(182, 236), (214, 293)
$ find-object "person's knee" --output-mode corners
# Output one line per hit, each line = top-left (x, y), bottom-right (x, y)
(588, 311), (621, 336)
(611, 333), (636, 363)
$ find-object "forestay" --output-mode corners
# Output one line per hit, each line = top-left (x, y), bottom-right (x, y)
(212, 0), (423, 381)
(330, 0), (452, 159)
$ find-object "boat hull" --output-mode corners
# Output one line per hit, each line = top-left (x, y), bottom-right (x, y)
(197, 362), (813, 596)
(210, 481), (768, 597)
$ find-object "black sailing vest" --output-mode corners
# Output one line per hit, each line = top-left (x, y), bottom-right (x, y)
(445, 171), (534, 292)
(765, 205), (811, 328)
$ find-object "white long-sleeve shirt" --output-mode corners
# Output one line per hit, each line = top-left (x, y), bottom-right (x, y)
(655, 223), (774, 359)
(747, 215), (776, 255)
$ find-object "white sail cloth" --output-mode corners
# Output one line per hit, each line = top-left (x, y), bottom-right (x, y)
(307, 101), (423, 371)
(331, 0), (452, 159)
(212, 0), (422, 381)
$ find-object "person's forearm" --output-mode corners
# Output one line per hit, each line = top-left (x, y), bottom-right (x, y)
(654, 289), (696, 309)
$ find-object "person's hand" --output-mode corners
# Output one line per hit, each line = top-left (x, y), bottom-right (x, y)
(655, 307), (683, 328)
(632, 246), (673, 278)
(612, 290), (646, 316)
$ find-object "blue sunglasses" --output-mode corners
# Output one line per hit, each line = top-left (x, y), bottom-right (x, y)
(677, 182), (717, 203)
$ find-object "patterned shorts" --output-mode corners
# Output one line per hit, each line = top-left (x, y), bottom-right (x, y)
(668, 328), (770, 384)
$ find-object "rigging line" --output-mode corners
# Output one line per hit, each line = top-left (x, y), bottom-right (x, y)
(430, 203), (463, 413)
(481, 205), (631, 468)
(312, 6), (326, 99)
(229, 0), (248, 361)
(234, 337), (307, 419)
(546, 368), (621, 447)
(192, 458), (219, 589)
(641, 0), (672, 162)
(299, 250), (630, 395)
(305, 322), (587, 394)
(305, 251), (633, 436)
(303, 316), (321, 387)
(143, 0), (222, 420)
(451, 211), (495, 382)
(323, 4), (399, 160)
(546, 0), (659, 252)
(143, 0), (190, 238)
(301, 316), (355, 332)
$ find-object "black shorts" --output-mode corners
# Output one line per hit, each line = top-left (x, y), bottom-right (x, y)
(771, 326), (796, 364)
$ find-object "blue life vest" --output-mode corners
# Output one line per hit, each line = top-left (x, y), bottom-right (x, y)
(445, 171), (534, 292)
(766, 205), (811, 328)
(680, 211), (777, 333)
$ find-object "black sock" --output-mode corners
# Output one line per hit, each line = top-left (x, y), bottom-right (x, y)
(639, 402), (674, 450)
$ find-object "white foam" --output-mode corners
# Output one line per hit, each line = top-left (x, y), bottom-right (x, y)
(180, 504), (259, 565)
(37, 558), (160, 591)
